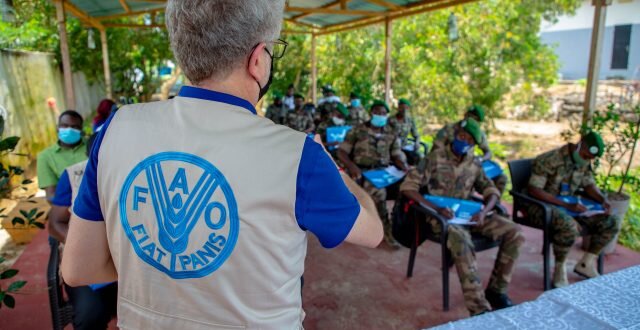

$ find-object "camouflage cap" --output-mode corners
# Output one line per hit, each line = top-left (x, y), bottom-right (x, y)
(370, 99), (390, 113)
(398, 98), (411, 106)
(582, 130), (605, 157)
(460, 118), (482, 144)
(336, 103), (349, 117)
(467, 104), (486, 122)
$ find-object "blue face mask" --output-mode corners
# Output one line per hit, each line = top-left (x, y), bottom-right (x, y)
(370, 114), (388, 127)
(58, 128), (82, 145)
(350, 99), (361, 108)
(452, 137), (473, 156)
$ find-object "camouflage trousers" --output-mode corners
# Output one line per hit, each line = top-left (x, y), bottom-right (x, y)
(493, 174), (508, 197)
(362, 180), (391, 238)
(427, 214), (525, 315)
(527, 205), (621, 262)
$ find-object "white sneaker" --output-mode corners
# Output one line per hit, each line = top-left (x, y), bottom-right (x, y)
(553, 261), (569, 288)
(574, 253), (600, 278)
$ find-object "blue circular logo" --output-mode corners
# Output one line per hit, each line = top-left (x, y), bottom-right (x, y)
(119, 152), (239, 279)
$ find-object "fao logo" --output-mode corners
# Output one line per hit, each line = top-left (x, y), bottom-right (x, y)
(119, 152), (239, 279)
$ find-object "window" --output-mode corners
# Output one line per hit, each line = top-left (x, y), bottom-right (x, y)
(611, 25), (631, 70)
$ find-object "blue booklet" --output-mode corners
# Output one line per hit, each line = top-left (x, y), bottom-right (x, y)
(326, 126), (352, 150)
(89, 282), (115, 291)
(556, 195), (605, 217)
(482, 160), (503, 179)
(423, 195), (483, 225)
(363, 166), (406, 189)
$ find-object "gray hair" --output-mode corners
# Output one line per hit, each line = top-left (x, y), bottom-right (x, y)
(166, 0), (285, 84)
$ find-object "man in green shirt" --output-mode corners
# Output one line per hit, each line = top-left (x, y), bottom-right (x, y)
(37, 110), (87, 200)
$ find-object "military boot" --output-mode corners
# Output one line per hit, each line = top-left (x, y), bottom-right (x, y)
(574, 253), (600, 278)
(553, 261), (569, 288)
(484, 289), (514, 311)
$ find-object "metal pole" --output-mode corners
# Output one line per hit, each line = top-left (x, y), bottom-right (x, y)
(583, 0), (611, 127)
(384, 17), (393, 105)
(100, 28), (113, 100)
(311, 33), (317, 105)
(55, 0), (75, 110)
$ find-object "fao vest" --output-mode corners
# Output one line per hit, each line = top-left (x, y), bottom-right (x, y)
(97, 95), (308, 329)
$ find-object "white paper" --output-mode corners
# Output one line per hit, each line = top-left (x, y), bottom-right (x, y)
(580, 210), (606, 217)
(448, 217), (475, 225)
(384, 165), (406, 180)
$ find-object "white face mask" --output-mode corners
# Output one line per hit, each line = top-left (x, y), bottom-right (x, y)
(332, 117), (346, 126)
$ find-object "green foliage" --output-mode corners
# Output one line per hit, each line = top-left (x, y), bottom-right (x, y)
(0, 256), (26, 309)
(11, 207), (45, 229)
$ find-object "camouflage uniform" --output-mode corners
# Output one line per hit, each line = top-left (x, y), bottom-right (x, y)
(347, 105), (370, 126)
(434, 122), (508, 195)
(340, 123), (404, 239)
(265, 104), (286, 124)
(285, 110), (315, 133)
(400, 146), (525, 316)
(389, 114), (419, 147)
(527, 145), (621, 263)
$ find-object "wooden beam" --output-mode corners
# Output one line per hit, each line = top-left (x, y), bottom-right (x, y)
(55, 0), (76, 110)
(99, 28), (112, 99)
(366, 0), (400, 10)
(289, 0), (342, 20)
(103, 23), (164, 29)
(281, 29), (313, 35)
(285, 18), (318, 30)
(311, 33), (318, 105)
(97, 7), (163, 21)
(384, 17), (392, 104)
(61, 0), (105, 29)
(286, 6), (383, 17)
(583, 0), (612, 127)
(340, 0), (348, 9)
(119, 0), (131, 13)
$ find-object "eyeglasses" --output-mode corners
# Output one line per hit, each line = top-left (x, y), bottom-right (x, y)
(265, 39), (288, 59)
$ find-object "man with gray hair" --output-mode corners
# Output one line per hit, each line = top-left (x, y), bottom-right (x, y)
(61, 1), (383, 329)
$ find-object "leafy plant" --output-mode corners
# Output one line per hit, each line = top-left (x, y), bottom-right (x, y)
(0, 118), (31, 200)
(0, 256), (27, 309)
(10, 207), (45, 229)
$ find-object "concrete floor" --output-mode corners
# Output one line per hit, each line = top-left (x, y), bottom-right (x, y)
(1, 223), (639, 330)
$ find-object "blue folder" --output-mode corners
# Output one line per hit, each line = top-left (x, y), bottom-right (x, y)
(556, 195), (604, 217)
(363, 167), (404, 189)
(89, 282), (115, 291)
(482, 160), (503, 179)
(326, 126), (352, 150)
(423, 195), (483, 220)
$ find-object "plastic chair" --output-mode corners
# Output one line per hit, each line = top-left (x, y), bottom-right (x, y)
(508, 158), (603, 291)
(47, 236), (73, 330)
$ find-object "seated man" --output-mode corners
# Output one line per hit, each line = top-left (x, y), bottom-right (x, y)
(49, 134), (117, 330)
(316, 103), (349, 150)
(434, 105), (508, 196)
(265, 93), (286, 124)
(389, 98), (421, 165)
(338, 100), (408, 248)
(347, 92), (369, 126)
(285, 93), (315, 133)
(527, 131), (620, 288)
(37, 110), (88, 201)
(400, 118), (524, 316)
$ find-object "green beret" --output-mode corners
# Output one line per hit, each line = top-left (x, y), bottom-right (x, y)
(293, 93), (304, 99)
(273, 92), (283, 100)
(399, 98), (411, 106)
(336, 103), (349, 117)
(350, 92), (361, 99)
(370, 99), (390, 113)
(467, 104), (485, 122)
(322, 85), (335, 94)
(460, 118), (482, 144)
(582, 131), (604, 157)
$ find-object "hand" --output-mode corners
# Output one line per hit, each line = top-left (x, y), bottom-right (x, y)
(348, 165), (362, 181)
(566, 203), (588, 214)
(603, 200), (612, 216)
(436, 207), (454, 220)
(471, 211), (487, 226)
(473, 156), (483, 166)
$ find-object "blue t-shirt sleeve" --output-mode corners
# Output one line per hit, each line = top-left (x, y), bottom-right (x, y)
(295, 138), (361, 248)
(73, 112), (117, 221)
(51, 170), (72, 207)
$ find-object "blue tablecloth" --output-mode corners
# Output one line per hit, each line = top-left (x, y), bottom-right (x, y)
(429, 265), (640, 330)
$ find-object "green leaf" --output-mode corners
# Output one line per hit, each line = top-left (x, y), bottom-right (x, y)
(19, 210), (29, 218)
(27, 208), (37, 218)
(7, 280), (26, 293)
(21, 179), (33, 185)
(3, 294), (15, 308)
(0, 269), (18, 279)
(0, 136), (20, 152)
(32, 222), (45, 229)
(0, 208), (5, 213)
(35, 211), (45, 219)
(0, 256), (5, 263)
(26, 199), (37, 204)
(11, 217), (25, 226)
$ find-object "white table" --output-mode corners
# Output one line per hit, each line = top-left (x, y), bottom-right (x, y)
(430, 265), (640, 330)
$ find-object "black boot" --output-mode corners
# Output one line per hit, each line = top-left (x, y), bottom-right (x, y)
(484, 289), (514, 311)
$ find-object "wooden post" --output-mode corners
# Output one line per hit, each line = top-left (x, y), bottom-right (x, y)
(100, 28), (113, 100)
(55, 0), (75, 110)
(583, 0), (611, 127)
(311, 33), (318, 105)
(384, 17), (392, 105)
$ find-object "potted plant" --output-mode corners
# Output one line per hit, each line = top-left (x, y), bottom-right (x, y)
(0, 256), (27, 309)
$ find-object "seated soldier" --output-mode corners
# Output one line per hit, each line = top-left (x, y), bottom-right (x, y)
(49, 134), (117, 329)
(316, 103), (349, 151)
(347, 92), (370, 126)
(527, 131), (620, 288)
(338, 100), (408, 249)
(433, 105), (508, 196)
(265, 92), (286, 124)
(316, 85), (340, 126)
(400, 118), (524, 316)
(389, 98), (421, 165)
(285, 94), (315, 133)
